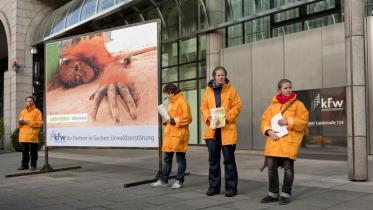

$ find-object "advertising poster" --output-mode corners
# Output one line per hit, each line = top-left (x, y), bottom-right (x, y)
(45, 21), (159, 147)
(297, 87), (346, 153)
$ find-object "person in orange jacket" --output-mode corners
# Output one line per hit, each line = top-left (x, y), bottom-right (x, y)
(201, 66), (242, 197)
(18, 96), (43, 170)
(151, 83), (192, 189)
(260, 79), (309, 205)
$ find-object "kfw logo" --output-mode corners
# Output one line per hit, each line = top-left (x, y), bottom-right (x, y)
(321, 97), (343, 109)
(50, 131), (66, 142)
(311, 94), (344, 111)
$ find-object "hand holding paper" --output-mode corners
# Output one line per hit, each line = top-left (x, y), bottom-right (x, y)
(210, 107), (226, 129)
(157, 104), (170, 121)
(270, 112), (288, 138)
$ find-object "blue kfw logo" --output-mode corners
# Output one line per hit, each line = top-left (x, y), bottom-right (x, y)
(50, 131), (67, 142)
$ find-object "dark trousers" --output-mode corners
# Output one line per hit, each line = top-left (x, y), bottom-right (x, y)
(267, 157), (294, 197)
(21, 143), (38, 168)
(160, 152), (186, 183)
(205, 129), (238, 192)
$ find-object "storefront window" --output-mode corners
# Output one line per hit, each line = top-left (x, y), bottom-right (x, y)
(198, 34), (206, 60)
(162, 67), (178, 83)
(180, 80), (198, 144)
(227, 24), (243, 47)
(305, 13), (339, 30)
(307, 0), (336, 14)
(179, 38), (197, 64)
(244, 16), (270, 43)
(272, 22), (302, 37)
(161, 1), (179, 40)
(198, 61), (206, 78)
(162, 41), (178, 67)
(179, 63), (197, 80)
(198, 79), (207, 143)
(226, 0), (243, 20)
(180, 0), (198, 34)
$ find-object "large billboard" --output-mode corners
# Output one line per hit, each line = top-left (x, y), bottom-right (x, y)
(45, 21), (159, 147)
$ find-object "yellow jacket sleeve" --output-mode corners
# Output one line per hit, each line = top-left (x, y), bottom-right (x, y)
(201, 91), (211, 124)
(175, 100), (192, 128)
(261, 106), (272, 135)
(226, 88), (242, 124)
(18, 110), (24, 128)
(28, 109), (43, 128)
(286, 102), (309, 132)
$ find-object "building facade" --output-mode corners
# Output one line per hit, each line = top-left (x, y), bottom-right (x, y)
(0, 0), (371, 160)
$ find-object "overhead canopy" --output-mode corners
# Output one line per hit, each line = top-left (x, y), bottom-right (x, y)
(34, 0), (134, 44)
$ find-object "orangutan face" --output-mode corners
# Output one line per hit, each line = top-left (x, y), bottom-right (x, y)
(58, 59), (96, 88)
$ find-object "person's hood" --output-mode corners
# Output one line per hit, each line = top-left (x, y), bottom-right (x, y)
(207, 78), (230, 89)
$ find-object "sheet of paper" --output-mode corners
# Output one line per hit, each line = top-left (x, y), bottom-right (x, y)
(157, 104), (170, 121)
(270, 112), (288, 138)
(210, 107), (226, 129)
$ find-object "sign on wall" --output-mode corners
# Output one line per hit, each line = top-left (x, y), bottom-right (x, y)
(45, 21), (159, 147)
(297, 87), (346, 137)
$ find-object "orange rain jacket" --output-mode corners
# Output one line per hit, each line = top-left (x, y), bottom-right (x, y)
(201, 82), (242, 145)
(162, 92), (192, 152)
(261, 96), (309, 160)
(18, 105), (43, 143)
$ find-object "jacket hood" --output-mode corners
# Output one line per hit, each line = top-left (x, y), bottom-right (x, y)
(170, 91), (183, 103)
(207, 78), (230, 88)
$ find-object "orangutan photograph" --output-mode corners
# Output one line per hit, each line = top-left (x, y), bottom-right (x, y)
(46, 23), (158, 128)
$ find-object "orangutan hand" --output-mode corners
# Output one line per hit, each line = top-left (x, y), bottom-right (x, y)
(89, 82), (139, 123)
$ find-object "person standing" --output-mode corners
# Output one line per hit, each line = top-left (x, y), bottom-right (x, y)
(260, 79), (309, 205)
(201, 66), (242, 197)
(18, 96), (43, 170)
(151, 83), (192, 189)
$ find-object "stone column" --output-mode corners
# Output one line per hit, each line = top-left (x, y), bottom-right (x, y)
(205, 0), (224, 80)
(344, 0), (368, 181)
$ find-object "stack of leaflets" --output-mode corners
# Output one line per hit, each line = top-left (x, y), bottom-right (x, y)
(210, 107), (226, 129)
(270, 112), (288, 137)
(157, 104), (170, 121)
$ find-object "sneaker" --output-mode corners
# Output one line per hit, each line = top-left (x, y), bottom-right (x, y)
(17, 166), (28, 170)
(279, 196), (290, 205)
(171, 180), (183, 189)
(260, 195), (279, 203)
(150, 180), (167, 187)
(206, 188), (220, 196)
(30, 166), (37, 171)
(225, 190), (237, 197)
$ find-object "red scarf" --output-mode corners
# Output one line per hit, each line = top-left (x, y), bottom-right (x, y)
(276, 92), (296, 104)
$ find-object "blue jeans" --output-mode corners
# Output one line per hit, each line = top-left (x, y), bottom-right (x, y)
(205, 129), (238, 192)
(267, 157), (294, 197)
(160, 152), (186, 183)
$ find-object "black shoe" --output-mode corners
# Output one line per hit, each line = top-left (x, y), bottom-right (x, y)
(260, 195), (279, 203)
(206, 188), (220, 196)
(225, 190), (237, 197)
(30, 166), (37, 170)
(279, 196), (290, 205)
(17, 166), (29, 170)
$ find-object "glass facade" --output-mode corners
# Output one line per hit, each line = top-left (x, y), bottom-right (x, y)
(35, 0), (343, 145)
(226, 0), (342, 46)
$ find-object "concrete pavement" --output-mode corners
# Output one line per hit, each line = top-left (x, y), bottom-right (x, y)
(0, 146), (373, 210)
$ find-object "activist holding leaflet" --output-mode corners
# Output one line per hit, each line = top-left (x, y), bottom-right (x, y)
(201, 66), (242, 197)
(17, 96), (43, 170)
(151, 83), (192, 189)
(260, 79), (309, 205)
